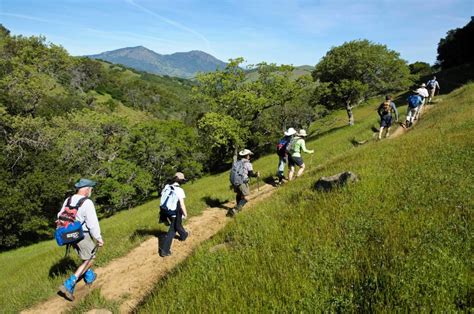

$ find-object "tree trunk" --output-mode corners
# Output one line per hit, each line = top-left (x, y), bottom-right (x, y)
(346, 103), (354, 126)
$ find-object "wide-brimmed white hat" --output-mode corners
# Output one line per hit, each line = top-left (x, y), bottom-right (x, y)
(238, 149), (253, 156)
(284, 127), (297, 136)
(297, 129), (308, 137)
(421, 83), (426, 87)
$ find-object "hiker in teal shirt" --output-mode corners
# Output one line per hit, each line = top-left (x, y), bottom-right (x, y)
(287, 129), (314, 180)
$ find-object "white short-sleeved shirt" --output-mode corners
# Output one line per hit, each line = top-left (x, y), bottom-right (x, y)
(160, 183), (185, 211)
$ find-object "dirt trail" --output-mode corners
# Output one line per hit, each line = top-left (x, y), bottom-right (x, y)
(387, 104), (434, 139)
(24, 183), (275, 314)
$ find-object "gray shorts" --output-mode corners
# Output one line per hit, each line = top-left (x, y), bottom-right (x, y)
(73, 233), (97, 260)
(234, 183), (250, 196)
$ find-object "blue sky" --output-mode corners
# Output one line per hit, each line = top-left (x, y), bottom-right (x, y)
(0, 0), (472, 66)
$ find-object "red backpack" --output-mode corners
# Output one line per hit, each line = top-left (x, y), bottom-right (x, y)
(55, 197), (88, 246)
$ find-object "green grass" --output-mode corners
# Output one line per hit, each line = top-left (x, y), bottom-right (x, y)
(137, 84), (473, 312)
(1, 84), (471, 312)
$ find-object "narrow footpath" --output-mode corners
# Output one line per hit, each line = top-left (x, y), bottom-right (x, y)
(24, 184), (275, 314)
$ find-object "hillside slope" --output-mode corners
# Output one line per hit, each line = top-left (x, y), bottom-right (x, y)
(4, 84), (472, 313)
(139, 84), (473, 312)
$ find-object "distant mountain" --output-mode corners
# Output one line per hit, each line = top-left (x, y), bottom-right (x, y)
(88, 46), (227, 78)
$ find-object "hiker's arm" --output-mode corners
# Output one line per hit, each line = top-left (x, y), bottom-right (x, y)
(248, 170), (260, 177)
(300, 140), (314, 154)
(179, 199), (187, 218)
(84, 201), (103, 242)
(392, 103), (399, 121)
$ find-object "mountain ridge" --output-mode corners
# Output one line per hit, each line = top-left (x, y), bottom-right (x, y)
(88, 46), (227, 78)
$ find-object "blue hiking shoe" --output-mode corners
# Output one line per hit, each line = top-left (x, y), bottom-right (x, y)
(83, 269), (96, 285)
(59, 274), (77, 301)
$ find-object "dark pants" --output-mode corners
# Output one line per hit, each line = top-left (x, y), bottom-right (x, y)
(160, 211), (187, 255)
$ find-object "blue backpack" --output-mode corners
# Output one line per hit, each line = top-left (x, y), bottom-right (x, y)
(54, 197), (88, 246)
(407, 95), (421, 108)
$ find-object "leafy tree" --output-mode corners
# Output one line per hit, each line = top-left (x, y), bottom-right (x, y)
(437, 17), (474, 69)
(193, 58), (316, 164)
(126, 120), (204, 190)
(197, 112), (247, 170)
(312, 40), (412, 124)
(409, 61), (433, 78)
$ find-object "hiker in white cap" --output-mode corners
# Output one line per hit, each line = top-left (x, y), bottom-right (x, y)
(275, 127), (296, 185)
(228, 149), (260, 217)
(287, 129), (314, 180)
(159, 172), (189, 257)
(415, 83), (429, 120)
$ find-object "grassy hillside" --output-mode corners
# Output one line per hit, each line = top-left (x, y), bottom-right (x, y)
(137, 84), (473, 311)
(0, 85), (385, 312)
(1, 84), (471, 312)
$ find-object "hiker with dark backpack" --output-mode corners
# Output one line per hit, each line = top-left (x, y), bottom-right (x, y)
(426, 76), (440, 103)
(287, 129), (314, 181)
(404, 92), (423, 128)
(58, 178), (104, 301)
(228, 149), (260, 217)
(377, 95), (399, 139)
(159, 172), (189, 257)
(276, 127), (296, 185)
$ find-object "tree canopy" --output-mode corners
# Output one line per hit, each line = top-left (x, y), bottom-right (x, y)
(436, 17), (474, 69)
(312, 40), (412, 113)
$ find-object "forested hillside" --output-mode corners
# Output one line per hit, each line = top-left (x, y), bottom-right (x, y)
(0, 25), (202, 250)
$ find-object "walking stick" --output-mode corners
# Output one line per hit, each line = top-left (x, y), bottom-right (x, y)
(257, 175), (260, 191)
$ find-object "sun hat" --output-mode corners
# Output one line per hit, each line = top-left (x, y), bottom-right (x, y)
(238, 149), (253, 156)
(284, 127), (297, 136)
(74, 178), (97, 189)
(175, 172), (186, 180)
(297, 129), (308, 137)
(421, 83), (426, 87)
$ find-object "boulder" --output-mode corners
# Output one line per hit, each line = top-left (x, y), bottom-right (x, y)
(314, 171), (359, 191)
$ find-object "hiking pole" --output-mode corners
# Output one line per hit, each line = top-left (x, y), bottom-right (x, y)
(257, 175), (260, 191)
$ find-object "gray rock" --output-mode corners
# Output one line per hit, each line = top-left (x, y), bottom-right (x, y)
(314, 171), (359, 191)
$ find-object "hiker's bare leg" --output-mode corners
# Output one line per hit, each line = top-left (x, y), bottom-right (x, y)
(288, 166), (295, 181)
(385, 127), (391, 137)
(296, 164), (306, 178)
(74, 259), (94, 278)
(378, 127), (384, 140)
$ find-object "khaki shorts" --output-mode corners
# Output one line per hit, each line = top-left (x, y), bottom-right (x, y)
(73, 233), (97, 260)
(234, 183), (250, 196)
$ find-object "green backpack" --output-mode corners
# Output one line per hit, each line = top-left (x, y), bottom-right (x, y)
(286, 137), (299, 155)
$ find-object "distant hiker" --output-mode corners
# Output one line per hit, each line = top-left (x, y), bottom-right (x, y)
(404, 92), (423, 128)
(58, 178), (104, 301)
(287, 129), (314, 180)
(415, 83), (429, 119)
(276, 127), (297, 185)
(377, 95), (399, 139)
(159, 172), (189, 257)
(228, 149), (260, 217)
(426, 76), (440, 103)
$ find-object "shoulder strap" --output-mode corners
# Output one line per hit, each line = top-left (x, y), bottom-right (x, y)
(66, 196), (72, 207)
(70, 197), (89, 209)
(162, 186), (175, 209)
